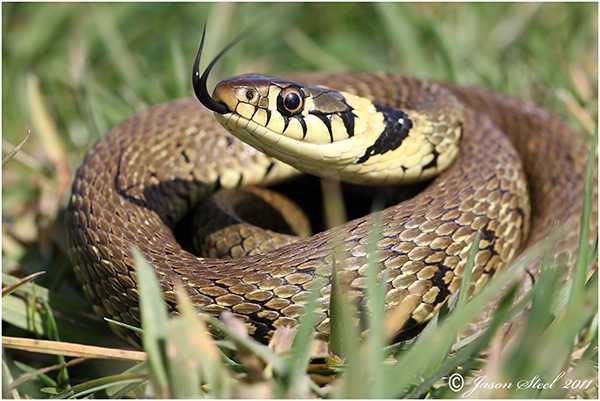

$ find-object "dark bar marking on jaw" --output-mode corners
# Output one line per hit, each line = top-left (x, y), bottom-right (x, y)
(292, 116), (308, 139)
(282, 116), (290, 133)
(310, 111), (334, 142)
(250, 106), (259, 121)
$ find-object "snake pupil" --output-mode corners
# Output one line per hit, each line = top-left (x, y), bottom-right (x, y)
(284, 92), (301, 112)
(245, 89), (255, 101)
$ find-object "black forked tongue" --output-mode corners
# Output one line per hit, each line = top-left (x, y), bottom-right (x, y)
(192, 23), (246, 114)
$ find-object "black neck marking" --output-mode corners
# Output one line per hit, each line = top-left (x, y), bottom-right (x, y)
(356, 103), (413, 164)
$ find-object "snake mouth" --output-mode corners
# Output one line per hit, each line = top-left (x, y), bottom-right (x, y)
(216, 112), (306, 153)
(215, 111), (362, 181)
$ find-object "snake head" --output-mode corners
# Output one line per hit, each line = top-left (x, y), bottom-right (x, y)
(192, 24), (367, 146)
(211, 75), (365, 143)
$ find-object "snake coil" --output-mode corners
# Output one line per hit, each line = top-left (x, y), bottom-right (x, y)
(67, 32), (592, 343)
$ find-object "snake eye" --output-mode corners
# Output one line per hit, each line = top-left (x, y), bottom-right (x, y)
(284, 93), (301, 111)
(278, 87), (304, 115)
(245, 89), (255, 101)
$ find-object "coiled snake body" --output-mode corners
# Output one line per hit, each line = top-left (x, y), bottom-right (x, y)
(67, 37), (590, 343)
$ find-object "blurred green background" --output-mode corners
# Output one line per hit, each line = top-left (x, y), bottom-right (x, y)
(3, 2), (597, 145)
(2, 2), (597, 398)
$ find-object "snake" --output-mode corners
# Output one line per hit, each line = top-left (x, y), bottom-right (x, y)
(67, 27), (592, 344)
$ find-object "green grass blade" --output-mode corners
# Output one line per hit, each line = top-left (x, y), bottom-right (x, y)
(3, 357), (20, 399)
(168, 284), (232, 398)
(457, 231), (480, 310)
(105, 362), (148, 398)
(40, 300), (70, 391)
(328, 256), (347, 357)
(328, 223), (362, 357)
(2, 271), (45, 298)
(52, 373), (146, 399)
(12, 360), (58, 389)
(512, 309), (594, 398)
(107, 381), (147, 399)
(2, 130), (31, 166)
(587, 238), (598, 269)
(165, 318), (203, 398)
(504, 239), (562, 380)
(2, 295), (44, 336)
(277, 277), (324, 397)
(365, 213), (386, 398)
(569, 133), (597, 309)
(329, 254), (362, 356)
(132, 247), (169, 397)
(9, 358), (88, 393)
(329, 256), (365, 398)
(104, 317), (144, 335)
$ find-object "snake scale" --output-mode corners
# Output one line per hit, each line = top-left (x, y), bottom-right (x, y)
(67, 32), (592, 343)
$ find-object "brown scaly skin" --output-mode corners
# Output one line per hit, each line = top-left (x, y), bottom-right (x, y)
(193, 187), (312, 258)
(67, 73), (594, 343)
